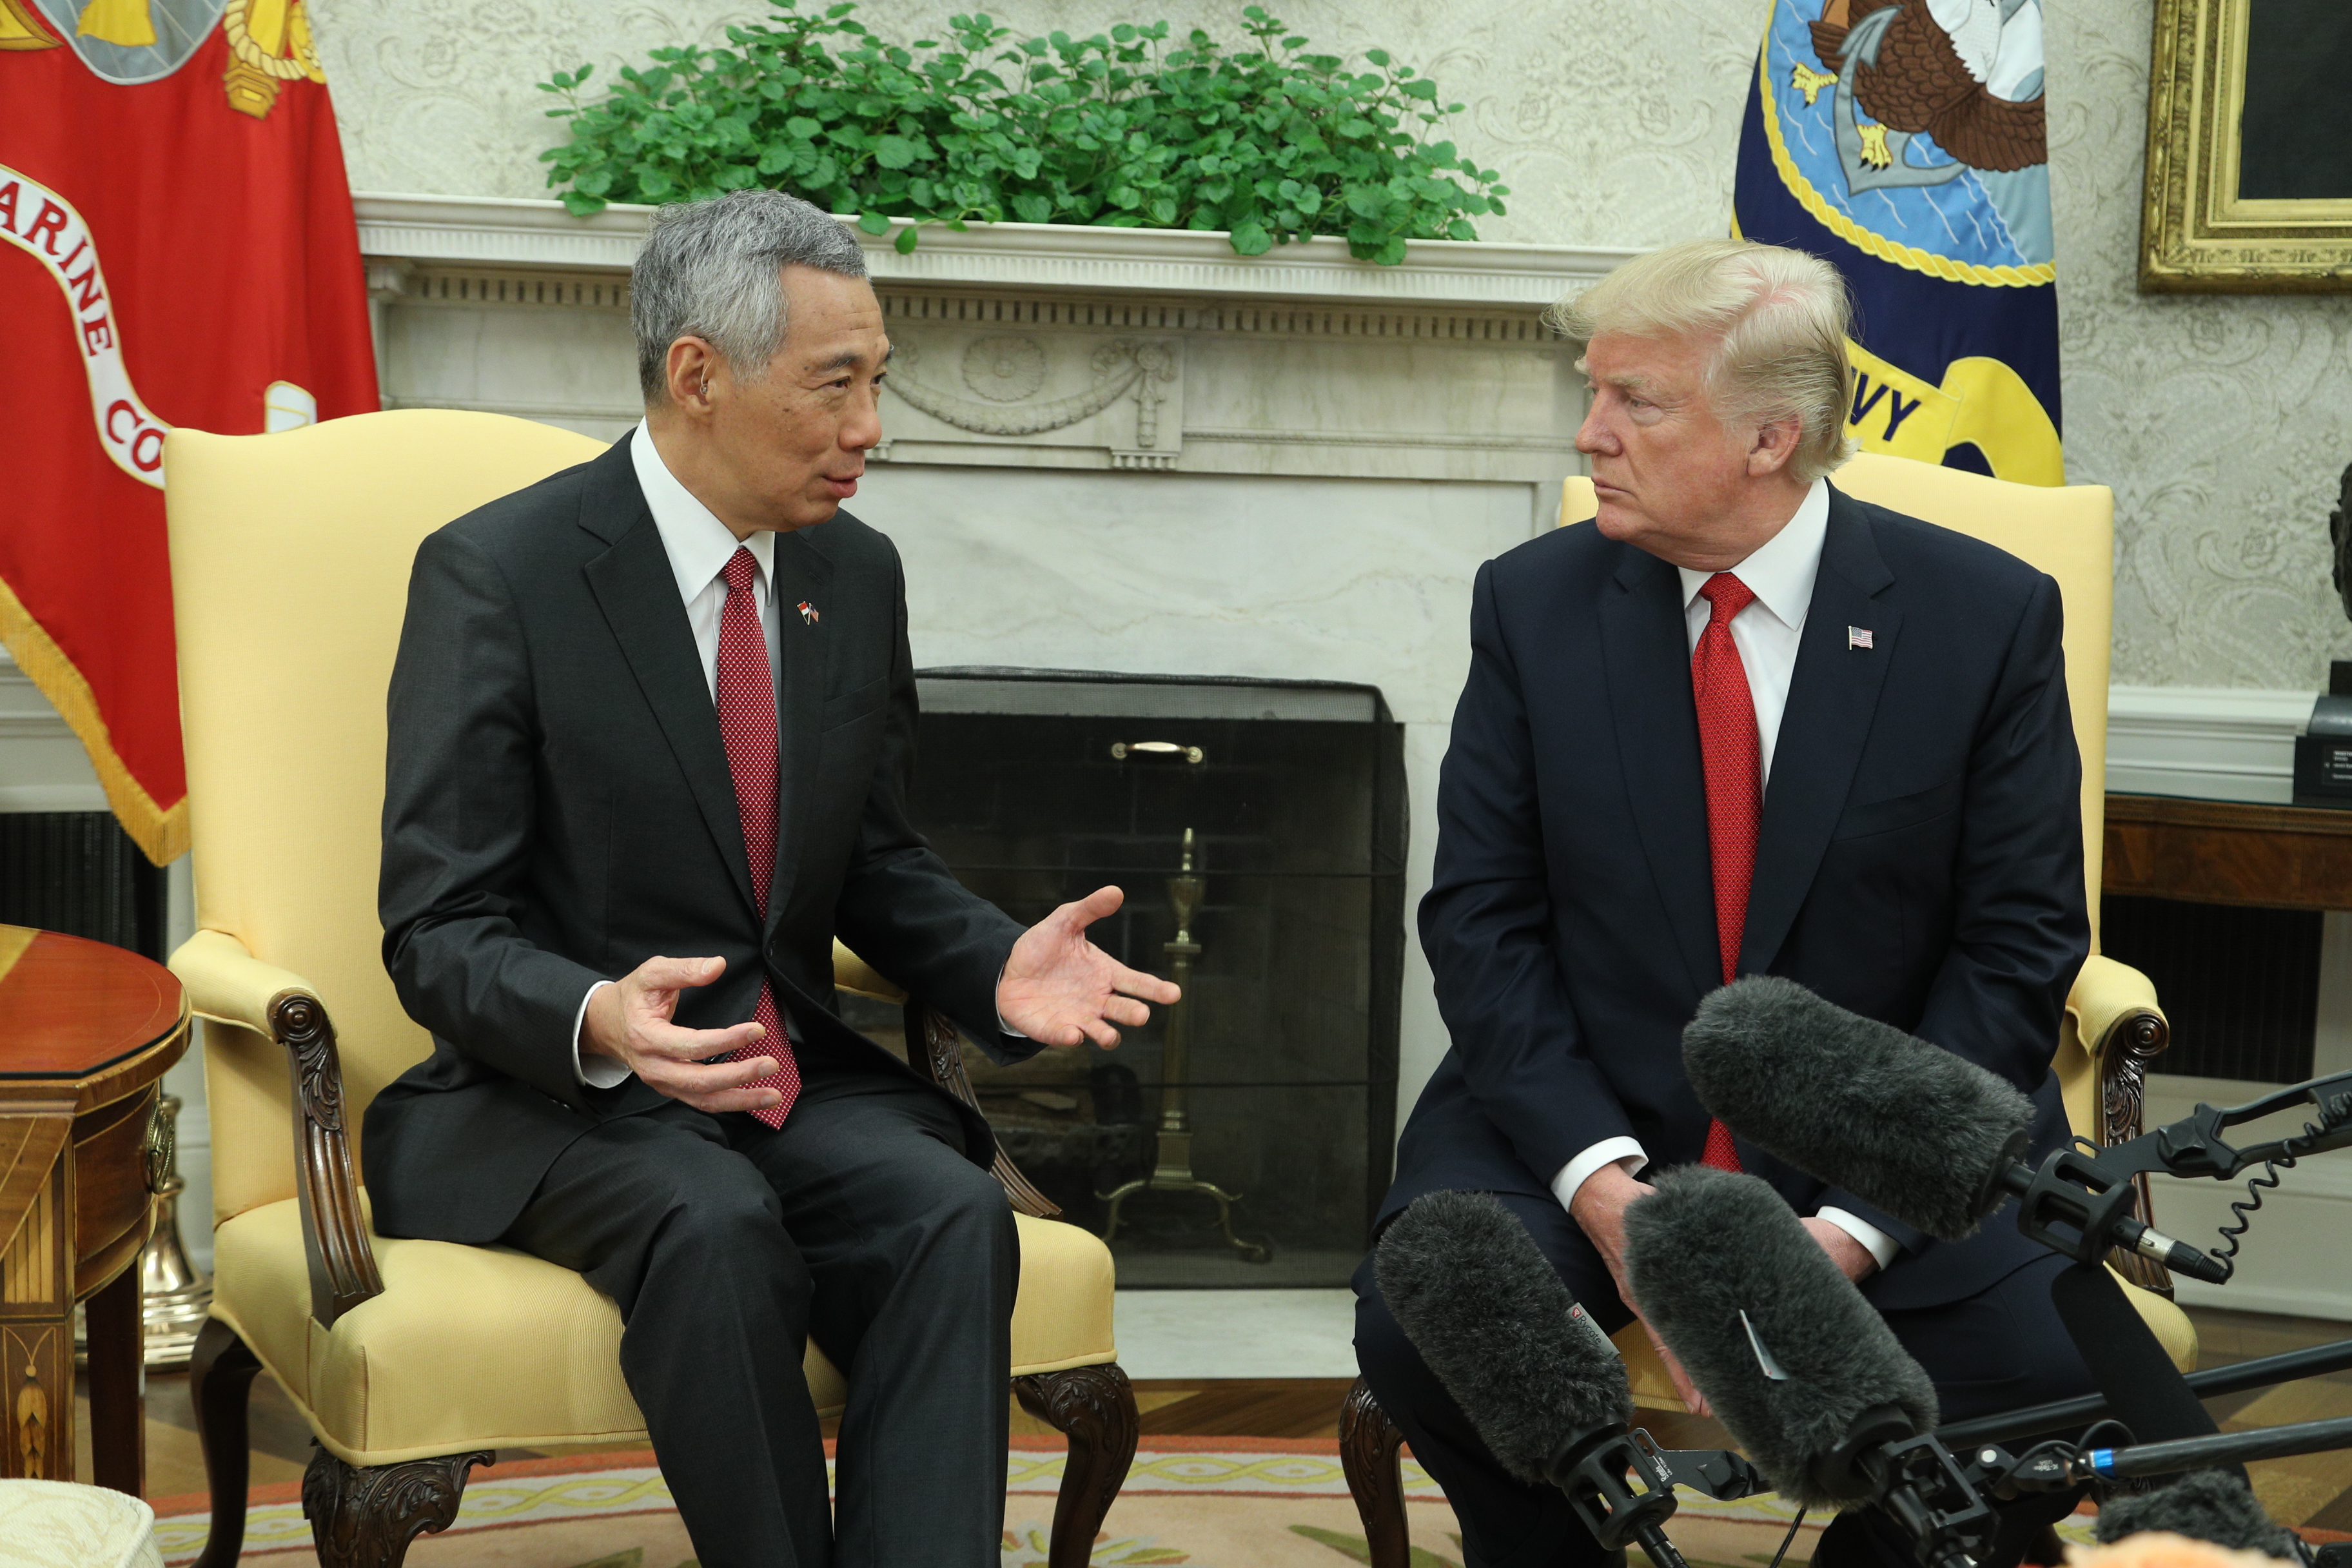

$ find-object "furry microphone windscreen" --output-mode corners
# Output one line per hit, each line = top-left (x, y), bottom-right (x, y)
(1623, 1166), (1938, 1507)
(2094, 1470), (2304, 1561)
(1681, 975), (2035, 1240)
(1375, 1190), (1634, 1487)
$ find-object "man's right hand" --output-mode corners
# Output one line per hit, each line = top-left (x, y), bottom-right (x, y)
(1567, 1162), (1712, 1416)
(580, 955), (785, 1115)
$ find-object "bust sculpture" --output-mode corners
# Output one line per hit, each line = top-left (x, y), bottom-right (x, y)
(2331, 460), (2352, 622)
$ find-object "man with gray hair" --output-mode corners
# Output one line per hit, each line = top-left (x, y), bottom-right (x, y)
(1355, 238), (2097, 1568)
(366, 188), (1177, 1567)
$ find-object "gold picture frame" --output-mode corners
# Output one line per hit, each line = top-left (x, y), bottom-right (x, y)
(2141, 0), (2352, 293)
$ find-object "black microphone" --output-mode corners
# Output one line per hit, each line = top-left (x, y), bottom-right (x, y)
(1682, 976), (2224, 1282)
(2092, 1470), (2307, 1563)
(1377, 1191), (1759, 1568)
(1623, 1166), (1991, 1568)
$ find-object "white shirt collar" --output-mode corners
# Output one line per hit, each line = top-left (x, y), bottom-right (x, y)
(629, 421), (774, 604)
(1675, 477), (1830, 631)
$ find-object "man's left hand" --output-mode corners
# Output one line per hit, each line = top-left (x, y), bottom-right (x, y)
(1801, 1217), (1879, 1282)
(998, 886), (1181, 1048)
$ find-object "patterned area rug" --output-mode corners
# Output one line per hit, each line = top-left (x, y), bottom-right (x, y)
(147, 1436), (2108, 1568)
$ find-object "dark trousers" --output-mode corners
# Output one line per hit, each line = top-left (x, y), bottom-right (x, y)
(1353, 1190), (2096, 1568)
(500, 1057), (1019, 1568)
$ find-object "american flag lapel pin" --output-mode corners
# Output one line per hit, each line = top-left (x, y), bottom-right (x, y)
(1847, 625), (1874, 651)
(797, 601), (819, 626)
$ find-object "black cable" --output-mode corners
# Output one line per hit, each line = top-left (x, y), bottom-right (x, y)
(2212, 1112), (2338, 1279)
(2077, 1420), (2133, 1452)
(1767, 1505), (1808, 1568)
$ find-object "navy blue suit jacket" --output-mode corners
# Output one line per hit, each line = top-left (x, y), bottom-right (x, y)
(1387, 484), (2090, 1311)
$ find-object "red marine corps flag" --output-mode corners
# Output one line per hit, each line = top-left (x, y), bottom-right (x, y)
(1, 0), (377, 863)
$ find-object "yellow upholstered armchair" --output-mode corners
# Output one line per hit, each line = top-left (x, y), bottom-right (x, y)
(163, 411), (1135, 1568)
(1338, 454), (2192, 1565)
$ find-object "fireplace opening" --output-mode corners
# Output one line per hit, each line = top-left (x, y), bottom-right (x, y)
(839, 668), (1406, 1287)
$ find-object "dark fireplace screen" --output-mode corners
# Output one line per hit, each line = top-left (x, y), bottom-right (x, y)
(839, 669), (1406, 1287)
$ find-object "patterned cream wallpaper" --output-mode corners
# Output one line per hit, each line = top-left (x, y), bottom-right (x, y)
(310, 0), (2352, 689)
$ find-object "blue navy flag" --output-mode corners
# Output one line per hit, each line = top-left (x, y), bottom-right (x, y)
(1734, 0), (2063, 485)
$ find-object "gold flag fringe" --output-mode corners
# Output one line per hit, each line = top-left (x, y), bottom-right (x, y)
(0, 573), (189, 867)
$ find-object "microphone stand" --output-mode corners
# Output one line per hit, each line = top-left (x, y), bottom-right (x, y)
(1962, 1415), (2352, 1494)
(1939, 1334), (2352, 1448)
(1545, 1427), (1767, 1568)
(1814, 1406), (1998, 1568)
(1956, 1072), (2352, 1457)
(1967, 1068), (2352, 1288)
(1946, 1424), (2352, 1568)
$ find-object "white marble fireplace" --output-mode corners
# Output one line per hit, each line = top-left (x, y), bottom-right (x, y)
(357, 195), (1631, 1116)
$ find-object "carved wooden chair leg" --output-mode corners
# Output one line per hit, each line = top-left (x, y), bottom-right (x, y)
(301, 1444), (491, 1568)
(1015, 1361), (1141, 1568)
(1339, 1375), (1414, 1568)
(188, 1317), (264, 1568)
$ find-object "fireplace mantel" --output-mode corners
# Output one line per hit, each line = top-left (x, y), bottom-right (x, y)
(354, 193), (1634, 311)
(357, 193), (1622, 484)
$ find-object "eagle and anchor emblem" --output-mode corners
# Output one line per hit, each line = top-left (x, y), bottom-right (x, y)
(1763, 0), (2051, 280)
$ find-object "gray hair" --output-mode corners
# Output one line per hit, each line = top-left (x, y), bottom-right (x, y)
(1549, 238), (1858, 483)
(631, 189), (870, 402)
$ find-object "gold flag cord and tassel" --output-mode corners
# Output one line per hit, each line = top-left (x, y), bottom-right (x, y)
(222, 0), (325, 120)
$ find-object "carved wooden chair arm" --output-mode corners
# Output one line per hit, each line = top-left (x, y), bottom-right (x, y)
(169, 929), (384, 1329)
(823, 940), (1054, 1222)
(2069, 951), (2173, 1293)
(828, 939), (1060, 1219)
(901, 999), (1063, 1219)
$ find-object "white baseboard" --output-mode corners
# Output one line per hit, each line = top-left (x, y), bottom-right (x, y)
(2106, 685), (2310, 804)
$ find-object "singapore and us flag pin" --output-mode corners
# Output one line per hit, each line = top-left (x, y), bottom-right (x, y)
(798, 601), (819, 625)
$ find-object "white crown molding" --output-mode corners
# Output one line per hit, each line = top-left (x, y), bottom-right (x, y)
(351, 193), (1637, 310)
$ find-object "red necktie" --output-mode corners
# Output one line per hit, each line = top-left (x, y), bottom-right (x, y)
(1693, 571), (1761, 1173)
(715, 547), (800, 1129)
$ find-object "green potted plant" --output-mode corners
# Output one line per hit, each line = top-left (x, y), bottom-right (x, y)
(538, 1), (1509, 264)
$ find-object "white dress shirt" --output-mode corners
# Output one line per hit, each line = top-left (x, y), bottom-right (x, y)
(1547, 480), (1899, 1270)
(571, 425), (781, 1088)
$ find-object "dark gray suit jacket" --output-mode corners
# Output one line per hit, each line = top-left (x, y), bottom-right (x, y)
(364, 432), (1030, 1244)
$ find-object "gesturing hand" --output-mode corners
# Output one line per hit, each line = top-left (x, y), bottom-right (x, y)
(581, 954), (785, 1115)
(997, 886), (1181, 1048)
(1569, 1162), (1712, 1416)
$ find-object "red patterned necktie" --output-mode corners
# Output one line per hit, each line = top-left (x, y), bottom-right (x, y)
(1693, 571), (1761, 1173)
(715, 547), (799, 1129)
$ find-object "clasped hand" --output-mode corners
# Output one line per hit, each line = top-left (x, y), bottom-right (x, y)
(1570, 1162), (1876, 1416)
(580, 886), (1180, 1113)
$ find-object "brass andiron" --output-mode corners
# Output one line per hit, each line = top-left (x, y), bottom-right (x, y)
(137, 1093), (216, 1366)
(1097, 829), (1271, 1263)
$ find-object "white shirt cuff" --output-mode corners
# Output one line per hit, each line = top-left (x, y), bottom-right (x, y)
(573, 980), (632, 1089)
(995, 963), (1024, 1039)
(1551, 1137), (1651, 1211)
(1817, 1207), (1900, 1270)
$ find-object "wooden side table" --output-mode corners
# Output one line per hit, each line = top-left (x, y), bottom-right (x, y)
(0, 923), (190, 1494)
(2104, 793), (2352, 910)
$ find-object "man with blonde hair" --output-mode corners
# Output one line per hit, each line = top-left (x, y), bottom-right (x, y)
(1355, 239), (2097, 1568)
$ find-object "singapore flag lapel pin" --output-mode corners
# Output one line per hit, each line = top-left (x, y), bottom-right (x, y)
(1847, 625), (1874, 651)
(798, 601), (820, 626)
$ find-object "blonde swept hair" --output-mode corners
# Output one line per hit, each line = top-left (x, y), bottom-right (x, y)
(1549, 239), (1859, 483)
